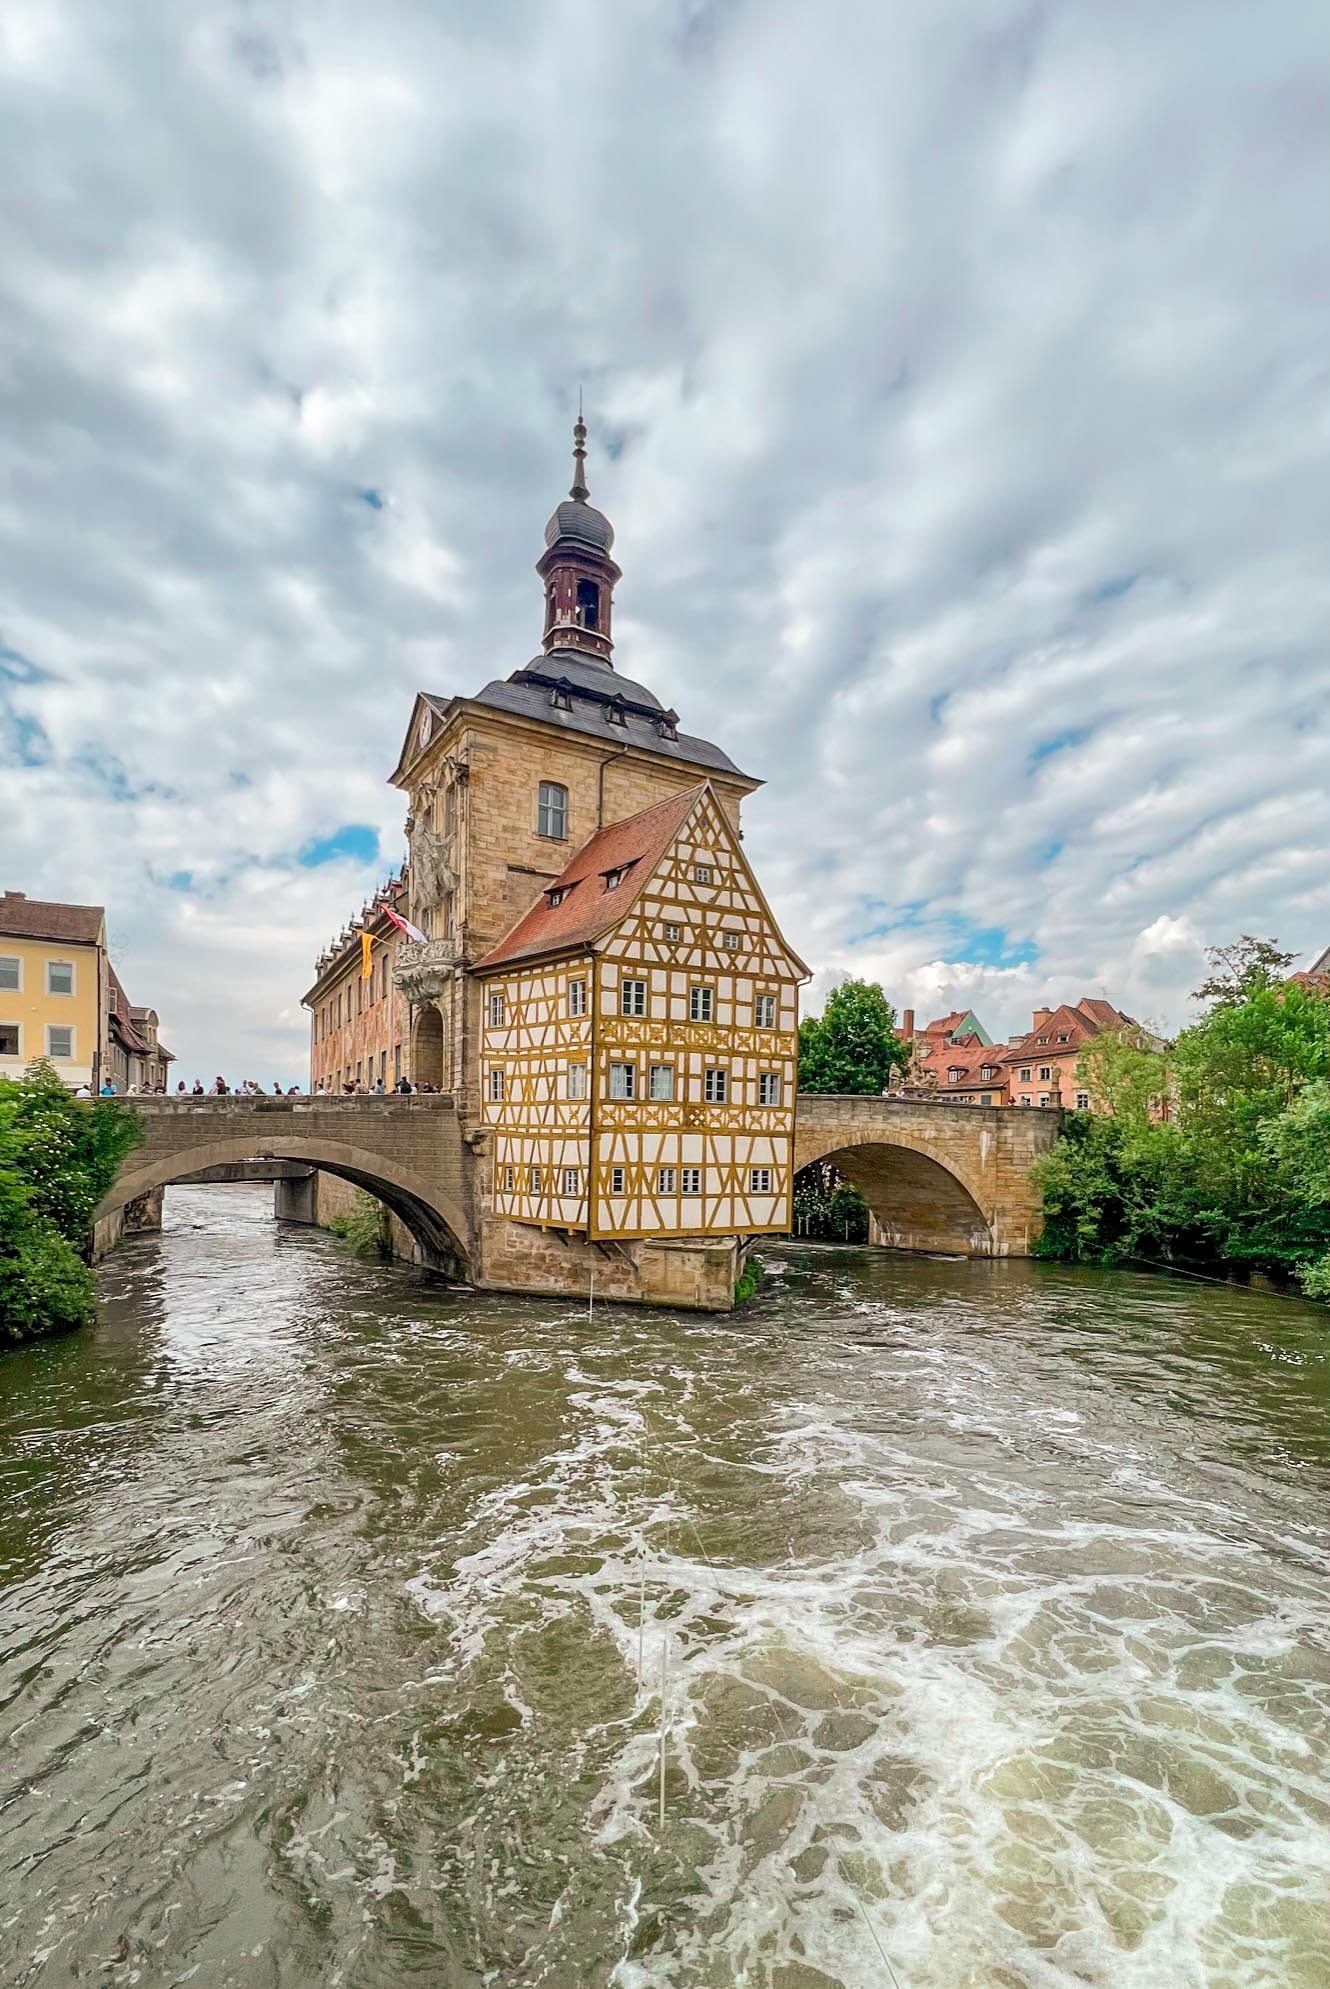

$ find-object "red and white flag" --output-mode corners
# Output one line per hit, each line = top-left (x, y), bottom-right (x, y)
(380, 903), (428, 945)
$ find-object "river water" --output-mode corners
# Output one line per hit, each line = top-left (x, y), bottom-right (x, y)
(2, 1186), (1328, 1989)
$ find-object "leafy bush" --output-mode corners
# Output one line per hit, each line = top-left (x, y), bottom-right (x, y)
(1034, 941), (1330, 1298)
(734, 1255), (764, 1305)
(327, 1190), (392, 1258)
(798, 979), (910, 1095)
(792, 1159), (870, 1242)
(0, 1061), (143, 1347)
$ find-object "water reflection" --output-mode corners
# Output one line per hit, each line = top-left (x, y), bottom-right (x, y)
(0, 1188), (1327, 1987)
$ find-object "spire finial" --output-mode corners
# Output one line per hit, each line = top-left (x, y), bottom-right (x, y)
(570, 400), (589, 502)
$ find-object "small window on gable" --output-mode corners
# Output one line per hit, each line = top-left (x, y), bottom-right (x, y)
(723, 932), (740, 951)
(694, 863), (712, 885)
(1057, 1032), (1071, 1043)
(664, 921), (682, 942)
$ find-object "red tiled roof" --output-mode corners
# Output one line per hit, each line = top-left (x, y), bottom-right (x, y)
(1001, 999), (1134, 1066)
(0, 891), (104, 945)
(475, 784), (707, 972)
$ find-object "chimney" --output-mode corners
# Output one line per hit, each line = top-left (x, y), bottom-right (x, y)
(901, 1008), (914, 1040)
(1032, 1006), (1052, 1030)
(3, 890), (25, 901)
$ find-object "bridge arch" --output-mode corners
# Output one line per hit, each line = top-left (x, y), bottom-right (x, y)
(97, 1123), (470, 1277)
(796, 1127), (993, 1255)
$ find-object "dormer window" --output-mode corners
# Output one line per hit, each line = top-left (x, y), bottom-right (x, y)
(948, 1067), (960, 1083)
(606, 695), (628, 727)
(550, 678), (574, 711)
(1056, 1032), (1070, 1042)
(603, 867), (626, 892)
(546, 886), (568, 908)
(659, 708), (679, 742)
(1037, 1034), (1050, 1044)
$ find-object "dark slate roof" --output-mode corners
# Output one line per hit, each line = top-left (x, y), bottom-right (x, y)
(545, 498), (614, 552)
(434, 645), (747, 778)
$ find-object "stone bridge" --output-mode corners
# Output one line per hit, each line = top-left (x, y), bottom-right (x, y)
(97, 1090), (1059, 1281)
(97, 1096), (472, 1275)
(794, 1094), (1062, 1256)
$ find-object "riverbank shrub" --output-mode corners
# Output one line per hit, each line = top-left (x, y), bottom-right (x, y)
(327, 1190), (392, 1258)
(734, 1255), (763, 1305)
(0, 1062), (143, 1347)
(1034, 940), (1330, 1296)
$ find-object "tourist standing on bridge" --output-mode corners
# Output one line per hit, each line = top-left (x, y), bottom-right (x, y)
(100, 1077), (117, 1096)
(191, 1079), (204, 1095)
(395, 1075), (413, 1094)
(211, 1076), (228, 1095)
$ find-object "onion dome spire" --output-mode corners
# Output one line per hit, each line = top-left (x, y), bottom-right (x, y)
(538, 404), (621, 664)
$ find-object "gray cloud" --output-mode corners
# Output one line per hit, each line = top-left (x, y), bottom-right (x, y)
(2, 0), (1326, 1080)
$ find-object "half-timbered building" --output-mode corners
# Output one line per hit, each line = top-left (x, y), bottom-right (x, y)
(475, 782), (805, 1242)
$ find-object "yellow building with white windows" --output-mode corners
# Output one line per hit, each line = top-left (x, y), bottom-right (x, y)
(0, 889), (174, 1092)
(0, 891), (107, 1089)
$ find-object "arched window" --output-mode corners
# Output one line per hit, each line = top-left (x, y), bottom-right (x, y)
(576, 579), (600, 629)
(537, 781), (568, 839)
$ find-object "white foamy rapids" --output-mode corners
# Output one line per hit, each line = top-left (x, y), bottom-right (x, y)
(403, 1334), (1330, 1988)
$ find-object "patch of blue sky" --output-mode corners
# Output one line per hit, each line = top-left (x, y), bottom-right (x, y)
(299, 823), (379, 867)
(1029, 725), (1092, 767)
(7, 713), (51, 765)
(1082, 573), (1137, 606)
(846, 899), (929, 944)
(164, 870), (194, 892)
(0, 642), (55, 686)
(947, 922), (1038, 969)
(357, 487), (385, 510)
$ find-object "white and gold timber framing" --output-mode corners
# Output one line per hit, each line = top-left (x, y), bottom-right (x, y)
(476, 782), (807, 1242)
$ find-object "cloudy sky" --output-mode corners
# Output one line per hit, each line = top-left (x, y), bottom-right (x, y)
(2, 0), (1327, 1083)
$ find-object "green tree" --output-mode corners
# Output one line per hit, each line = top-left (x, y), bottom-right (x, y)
(798, 979), (910, 1095)
(0, 1062), (142, 1348)
(1076, 1025), (1172, 1128)
(1035, 943), (1330, 1296)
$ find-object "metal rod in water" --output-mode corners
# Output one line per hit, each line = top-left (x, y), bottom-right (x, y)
(658, 1630), (668, 1828)
(588, 1269), (594, 1321)
(637, 1551), (646, 1687)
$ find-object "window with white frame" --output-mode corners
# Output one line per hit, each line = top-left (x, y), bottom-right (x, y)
(1038, 1065), (1052, 1081)
(568, 979), (587, 1016)
(758, 1072), (781, 1106)
(0, 1024), (19, 1057)
(610, 1165), (626, 1194)
(562, 1167), (580, 1195)
(603, 867), (626, 891)
(530, 1164), (542, 1194)
(47, 959), (74, 996)
(704, 1067), (727, 1103)
(608, 1062), (636, 1099)
(750, 1167), (772, 1193)
(664, 922), (681, 942)
(694, 863), (712, 884)
(488, 1068), (504, 1101)
(1038, 1094), (1049, 1107)
(537, 781), (568, 839)
(567, 1063), (588, 1099)
(723, 931), (740, 951)
(620, 979), (646, 1017)
(948, 1067), (960, 1083)
(690, 986), (713, 1022)
(755, 993), (776, 1028)
(0, 957), (19, 992)
(1076, 1092), (1090, 1110)
(488, 990), (504, 1027)
(1019, 1066), (1031, 1082)
(504, 1165), (515, 1191)
(680, 1166), (702, 1194)
(657, 1165), (676, 1194)
(648, 1064), (674, 1100)
(47, 1025), (73, 1060)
